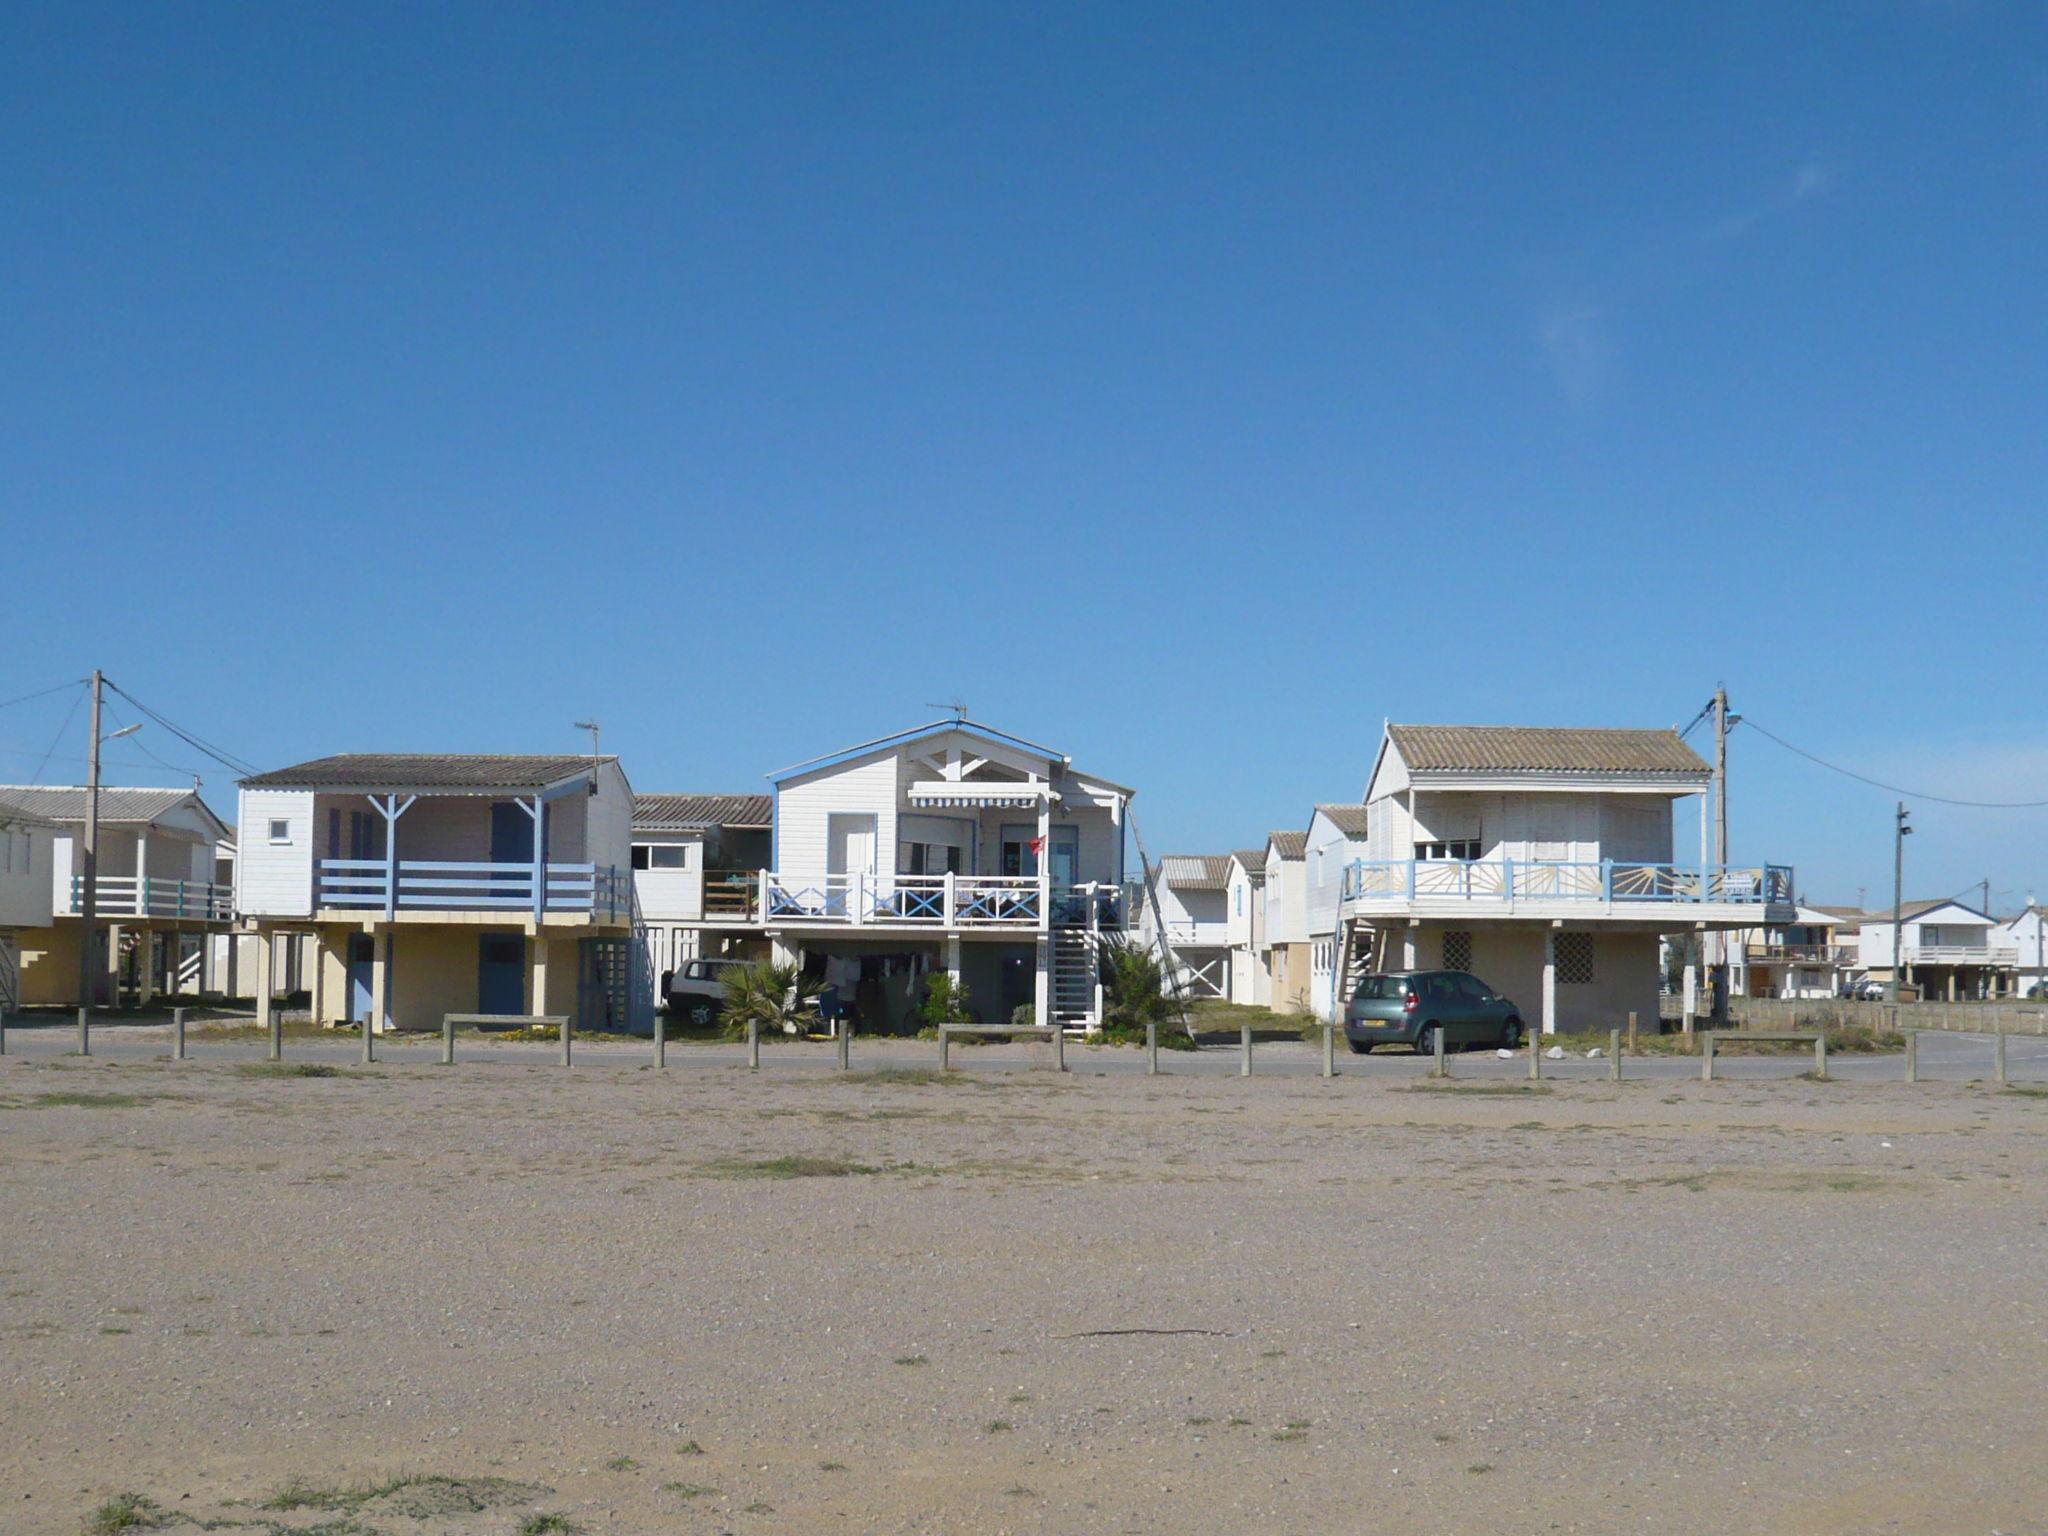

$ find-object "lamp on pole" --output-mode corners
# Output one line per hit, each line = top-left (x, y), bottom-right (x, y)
(75, 667), (141, 1016)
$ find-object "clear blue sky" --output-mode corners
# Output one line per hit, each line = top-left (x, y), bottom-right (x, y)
(5, 3), (2046, 909)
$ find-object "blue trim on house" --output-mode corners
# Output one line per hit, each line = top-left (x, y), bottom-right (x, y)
(764, 719), (1065, 784)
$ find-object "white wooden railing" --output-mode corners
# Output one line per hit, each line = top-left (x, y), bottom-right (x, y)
(316, 859), (631, 919)
(1343, 859), (1795, 908)
(755, 873), (1125, 930)
(1901, 944), (2018, 966)
(66, 876), (232, 921)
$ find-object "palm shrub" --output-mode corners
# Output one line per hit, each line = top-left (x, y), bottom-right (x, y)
(916, 972), (973, 1030)
(1098, 939), (1194, 1049)
(719, 961), (822, 1040)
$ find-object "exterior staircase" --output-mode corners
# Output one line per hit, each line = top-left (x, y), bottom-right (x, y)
(1049, 928), (1100, 1030)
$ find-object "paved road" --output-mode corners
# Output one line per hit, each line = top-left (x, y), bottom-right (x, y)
(3, 1019), (2043, 1083)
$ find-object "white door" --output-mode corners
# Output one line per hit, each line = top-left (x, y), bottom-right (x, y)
(827, 814), (877, 875)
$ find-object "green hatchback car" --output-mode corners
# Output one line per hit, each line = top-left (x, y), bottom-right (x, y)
(1343, 970), (1526, 1055)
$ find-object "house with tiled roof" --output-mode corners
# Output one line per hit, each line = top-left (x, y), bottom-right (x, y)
(1303, 803), (1377, 1019)
(631, 792), (774, 990)
(1262, 829), (1311, 1012)
(1854, 899), (2013, 1000)
(1317, 723), (1794, 1037)
(235, 753), (638, 1034)
(1135, 854), (1231, 998)
(1224, 850), (1268, 1006)
(0, 783), (234, 1008)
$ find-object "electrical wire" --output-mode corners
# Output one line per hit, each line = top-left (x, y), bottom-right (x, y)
(100, 698), (208, 782)
(101, 679), (261, 779)
(0, 678), (87, 713)
(1738, 715), (2048, 810)
(26, 682), (88, 785)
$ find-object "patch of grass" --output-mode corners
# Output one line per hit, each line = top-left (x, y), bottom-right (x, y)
(1185, 1415), (1214, 1426)
(98, 1325), (131, 1336)
(1283, 1419), (1311, 1430)
(602, 1456), (638, 1472)
(234, 1063), (349, 1079)
(85, 1492), (164, 1533)
(701, 1155), (879, 1179)
(818, 1462), (847, 1473)
(1468, 1462), (1495, 1474)
(1003, 1485), (1035, 1498)
(515, 1517), (582, 1536)
(23, 1091), (152, 1109)
(2006, 1085), (2048, 1098)
(893, 1353), (929, 1367)
(660, 1483), (717, 1499)
(984, 1419), (1011, 1433)
(676, 1440), (704, 1456)
(1399, 1081), (1551, 1096)
(262, 1474), (537, 1519)
(1226, 1415), (1253, 1428)
(741, 1501), (773, 1514)
(1271, 1428), (1307, 1442)
(1007, 1391), (1031, 1403)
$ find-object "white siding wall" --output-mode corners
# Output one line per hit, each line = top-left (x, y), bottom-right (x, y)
(1304, 811), (1367, 937)
(587, 761), (635, 876)
(1263, 852), (1308, 944)
(1368, 790), (1677, 865)
(632, 834), (704, 920)
(0, 823), (54, 928)
(235, 788), (317, 917)
(776, 754), (900, 873)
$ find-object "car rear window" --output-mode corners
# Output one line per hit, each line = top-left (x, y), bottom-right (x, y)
(1353, 975), (1407, 1001)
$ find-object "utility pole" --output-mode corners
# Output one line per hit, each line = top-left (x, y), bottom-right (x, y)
(1708, 686), (1731, 1017)
(1889, 803), (1912, 1004)
(76, 671), (103, 1029)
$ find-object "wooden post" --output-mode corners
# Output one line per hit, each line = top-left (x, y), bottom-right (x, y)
(1433, 1023), (1446, 1079)
(1682, 1006), (1696, 1037)
(77, 1006), (89, 1056)
(939, 1027), (950, 1071)
(1814, 1032), (1826, 1081)
(1702, 1032), (1716, 1082)
(1240, 1022), (1252, 1077)
(747, 1017), (760, 1071)
(1053, 1024), (1065, 1073)
(1145, 1018), (1158, 1075)
(560, 1014), (573, 1068)
(837, 1020), (849, 1071)
(1528, 1033), (1540, 1081)
(1904, 1028), (1917, 1083)
(441, 1014), (455, 1065)
(0, 1011), (6, 1056)
(1322, 1022), (1335, 1078)
(1626, 1010), (1638, 1055)
(173, 1006), (186, 1061)
(361, 1007), (375, 1064)
(1609, 1027), (1621, 1082)
(268, 1007), (282, 1063)
(1994, 1031), (2006, 1087)
(653, 1011), (666, 1069)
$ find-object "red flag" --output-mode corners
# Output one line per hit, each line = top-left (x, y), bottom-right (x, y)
(1027, 836), (1045, 856)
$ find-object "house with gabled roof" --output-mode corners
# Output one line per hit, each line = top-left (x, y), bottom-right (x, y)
(1303, 804), (1373, 1019)
(0, 795), (59, 1013)
(0, 783), (235, 1007)
(1138, 854), (1232, 999)
(1224, 850), (1268, 1006)
(634, 719), (1135, 1031)
(234, 753), (638, 1034)
(1994, 906), (2048, 999)
(1854, 899), (2013, 1000)
(1323, 723), (1794, 1035)
(631, 792), (774, 991)
(1262, 829), (1310, 1012)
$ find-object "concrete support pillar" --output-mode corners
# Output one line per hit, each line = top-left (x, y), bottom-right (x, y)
(530, 935), (550, 1016)
(769, 931), (798, 969)
(309, 931), (326, 1024)
(255, 929), (275, 1033)
(1682, 960), (1698, 1019)
(1034, 935), (1051, 1026)
(1401, 924), (1419, 970)
(946, 933), (962, 988)
(1947, 972), (1957, 1002)
(1541, 927), (1558, 1036)
(138, 932), (158, 1006)
(369, 925), (391, 1035)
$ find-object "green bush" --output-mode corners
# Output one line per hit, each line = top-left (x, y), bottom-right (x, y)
(717, 962), (821, 1041)
(1096, 941), (1195, 1048)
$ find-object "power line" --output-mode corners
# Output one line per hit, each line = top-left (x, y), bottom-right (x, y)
(1739, 715), (2048, 810)
(101, 679), (260, 779)
(100, 698), (208, 782)
(0, 678), (88, 713)
(27, 682), (88, 785)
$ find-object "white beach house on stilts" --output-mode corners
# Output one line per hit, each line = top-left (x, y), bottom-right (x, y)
(1325, 724), (1794, 1033)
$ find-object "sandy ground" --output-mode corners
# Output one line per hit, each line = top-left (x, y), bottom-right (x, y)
(3, 1040), (2046, 1536)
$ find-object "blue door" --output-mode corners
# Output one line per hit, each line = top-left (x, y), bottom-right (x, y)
(478, 934), (526, 1017)
(347, 934), (375, 1024)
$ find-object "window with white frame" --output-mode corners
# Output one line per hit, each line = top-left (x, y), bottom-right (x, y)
(267, 818), (291, 845)
(1416, 840), (1481, 861)
(632, 843), (687, 871)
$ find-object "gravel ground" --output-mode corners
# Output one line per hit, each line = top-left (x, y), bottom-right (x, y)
(3, 1041), (2045, 1535)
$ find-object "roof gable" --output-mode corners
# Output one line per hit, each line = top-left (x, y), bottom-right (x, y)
(1860, 899), (1994, 928)
(1158, 854), (1232, 890)
(1383, 723), (1710, 779)
(1266, 829), (1307, 861)
(0, 784), (230, 839)
(634, 793), (772, 830)
(770, 719), (1064, 784)
(1312, 802), (1371, 838)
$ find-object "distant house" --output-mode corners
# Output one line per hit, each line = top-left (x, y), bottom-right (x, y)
(1323, 723), (1794, 1033)
(630, 793), (773, 992)
(0, 784), (234, 1007)
(1139, 855), (1232, 1000)
(1732, 905), (1860, 999)
(1303, 804), (1372, 1021)
(234, 753), (639, 1034)
(1855, 900), (2013, 1000)
(1994, 906), (2048, 999)
(0, 796), (58, 1013)
(1261, 830), (1310, 1013)
(1224, 850), (1268, 1006)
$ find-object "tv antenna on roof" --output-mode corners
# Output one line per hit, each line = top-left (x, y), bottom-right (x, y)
(925, 699), (969, 722)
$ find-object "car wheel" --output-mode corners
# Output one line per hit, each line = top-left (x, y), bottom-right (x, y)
(1414, 1023), (1438, 1057)
(688, 1000), (716, 1027)
(1348, 1038), (1372, 1055)
(1500, 1018), (1524, 1050)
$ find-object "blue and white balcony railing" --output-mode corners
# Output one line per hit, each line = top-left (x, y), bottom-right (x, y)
(1341, 859), (1795, 907)
(316, 859), (632, 919)
(66, 875), (232, 921)
(760, 873), (1126, 930)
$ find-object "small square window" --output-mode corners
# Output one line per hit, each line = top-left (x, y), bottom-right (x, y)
(650, 845), (686, 870)
(267, 819), (291, 845)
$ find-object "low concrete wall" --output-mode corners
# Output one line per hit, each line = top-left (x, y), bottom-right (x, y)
(1686, 995), (2048, 1037)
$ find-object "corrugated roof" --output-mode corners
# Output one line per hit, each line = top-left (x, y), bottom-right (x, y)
(1267, 829), (1307, 860)
(241, 754), (611, 789)
(1158, 854), (1232, 890)
(1859, 899), (1991, 925)
(1229, 850), (1268, 884)
(1315, 803), (1372, 837)
(1388, 723), (1709, 776)
(0, 785), (207, 825)
(634, 793), (772, 829)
